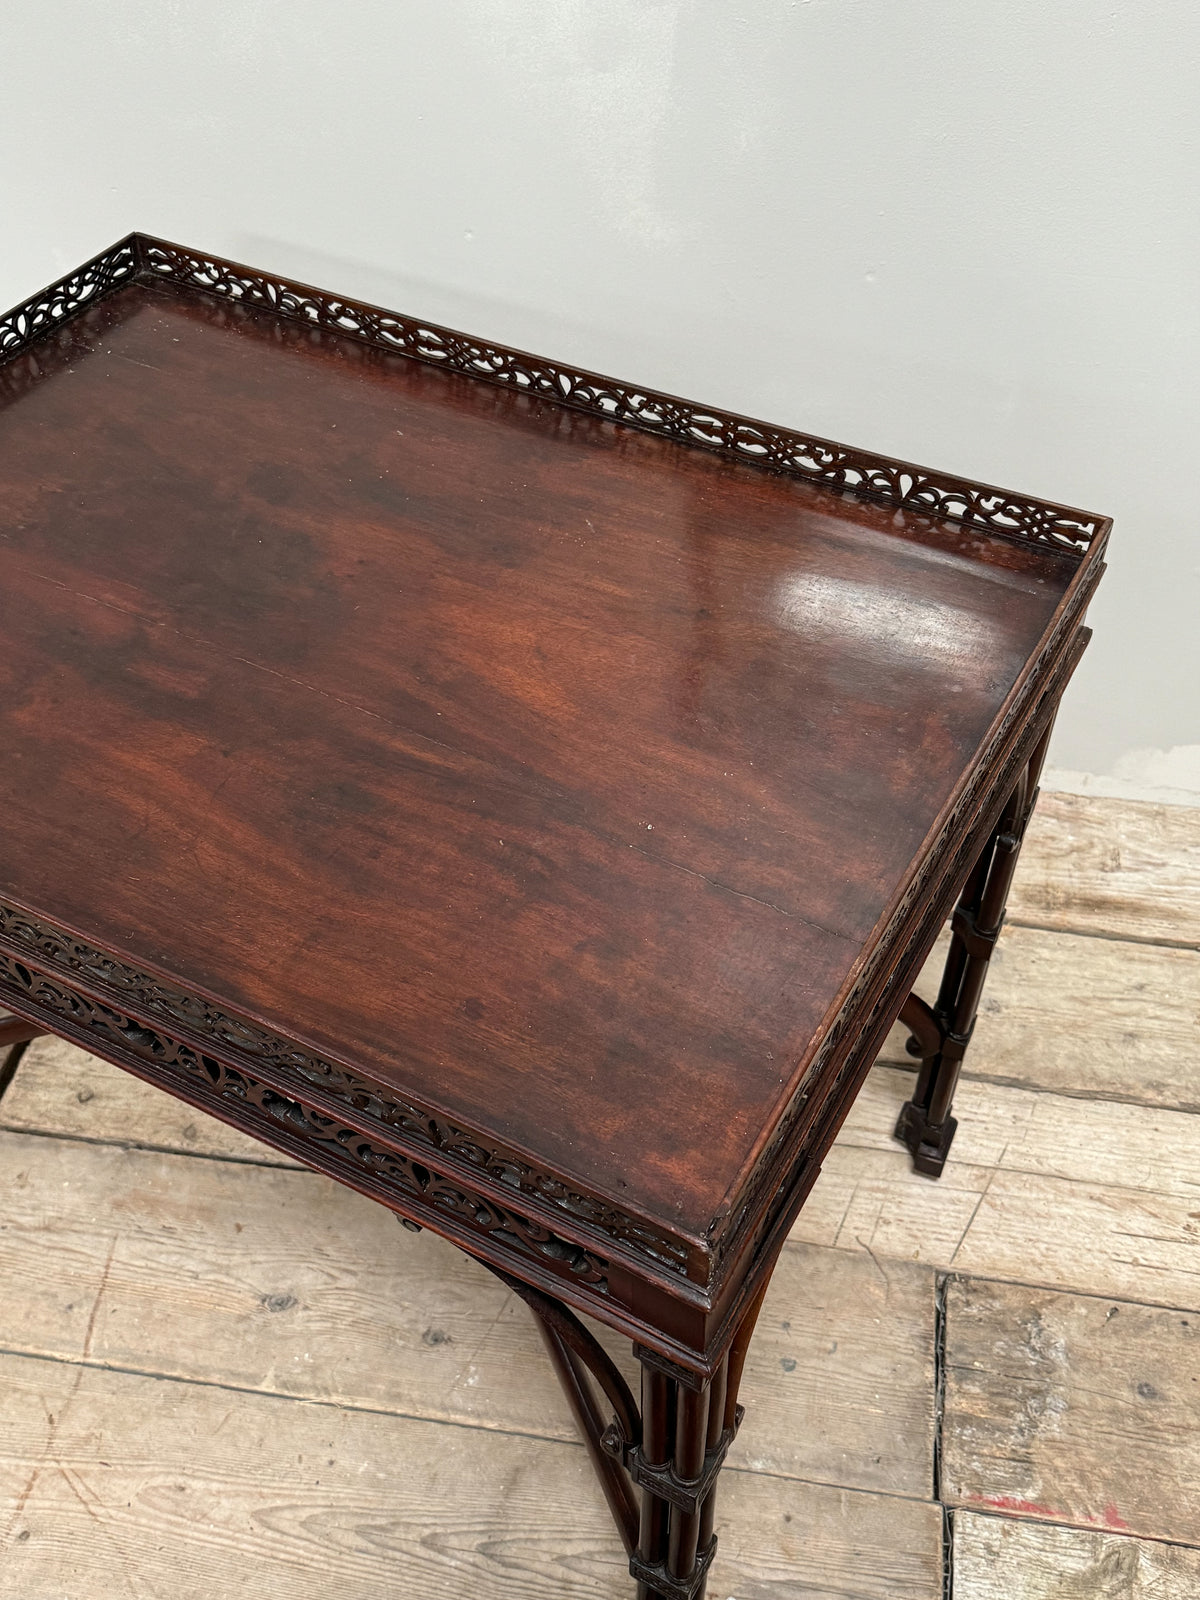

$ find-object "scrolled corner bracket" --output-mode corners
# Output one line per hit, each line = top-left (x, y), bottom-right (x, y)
(131, 234), (1106, 554)
(0, 238), (140, 366)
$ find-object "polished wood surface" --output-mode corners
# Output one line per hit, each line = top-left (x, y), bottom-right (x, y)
(2, 792), (1193, 1599)
(0, 238), (1114, 1600)
(0, 276), (1079, 1237)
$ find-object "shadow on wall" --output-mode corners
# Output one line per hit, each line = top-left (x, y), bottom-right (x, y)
(1046, 746), (1200, 809)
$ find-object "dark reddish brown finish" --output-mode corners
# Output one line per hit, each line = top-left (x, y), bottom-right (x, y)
(0, 237), (1109, 1599)
(0, 267), (1084, 1231)
(896, 718), (1055, 1174)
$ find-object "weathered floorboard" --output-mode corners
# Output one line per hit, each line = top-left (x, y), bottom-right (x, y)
(794, 1066), (1200, 1312)
(1, 1031), (301, 1165)
(942, 1276), (1200, 1546)
(953, 1511), (1200, 1599)
(1010, 791), (1200, 948)
(0, 1349), (943, 1600)
(844, 1064), (1200, 1196)
(0, 1128), (936, 1498)
(878, 923), (1200, 1111)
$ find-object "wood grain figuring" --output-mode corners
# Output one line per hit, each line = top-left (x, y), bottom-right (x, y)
(1012, 792), (1200, 948)
(0, 273), (1083, 1234)
(0, 1125), (935, 1498)
(0, 1349), (943, 1600)
(953, 1513), (1200, 1600)
(942, 1277), (1200, 1547)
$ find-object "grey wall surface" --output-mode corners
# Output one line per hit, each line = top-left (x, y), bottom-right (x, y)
(3, 1), (1196, 796)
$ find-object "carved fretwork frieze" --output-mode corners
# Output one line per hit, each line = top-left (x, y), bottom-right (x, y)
(0, 903), (693, 1280)
(0, 941), (614, 1294)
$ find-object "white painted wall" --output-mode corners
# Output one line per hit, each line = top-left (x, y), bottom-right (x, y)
(3, 1), (1197, 799)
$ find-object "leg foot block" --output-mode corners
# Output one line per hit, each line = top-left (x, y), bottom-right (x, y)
(895, 1100), (957, 1178)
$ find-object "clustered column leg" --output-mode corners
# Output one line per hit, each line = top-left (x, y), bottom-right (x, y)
(631, 1358), (724, 1600)
(484, 1225), (774, 1599)
(694, 1359), (728, 1556)
(896, 721), (1053, 1176)
(630, 1281), (767, 1600)
(635, 1367), (676, 1598)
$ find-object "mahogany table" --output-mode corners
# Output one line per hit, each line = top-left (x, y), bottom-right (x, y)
(0, 235), (1108, 1599)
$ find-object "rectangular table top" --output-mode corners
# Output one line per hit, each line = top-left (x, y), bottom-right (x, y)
(0, 239), (1103, 1251)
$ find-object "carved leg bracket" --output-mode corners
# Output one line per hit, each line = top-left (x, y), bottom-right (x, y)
(475, 1262), (770, 1600)
(896, 721), (1053, 1178)
(626, 1407), (742, 1515)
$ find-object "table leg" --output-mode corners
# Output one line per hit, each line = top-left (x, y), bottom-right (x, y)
(895, 721), (1053, 1177)
(630, 1285), (763, 1600)
(486, 1256), (769, 1599)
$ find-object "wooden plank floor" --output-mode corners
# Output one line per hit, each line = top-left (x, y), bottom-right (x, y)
(1, 791), (1198, 1598)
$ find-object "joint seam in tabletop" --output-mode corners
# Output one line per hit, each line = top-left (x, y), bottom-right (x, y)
(622, 840), (859, 942)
